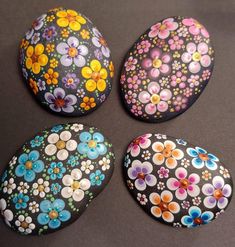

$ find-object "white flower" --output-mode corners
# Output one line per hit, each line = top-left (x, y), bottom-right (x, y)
(92, 28), (110, 58)
(3, 178), (16, 194)
(61, 169), (91, 202)
(9, 156), (17, 166)
(32, 178), (50, 198)
(181, 158), (190, 168)
(56, 36), (88, 67)
(0, 198), (13, 226)
(137, 193), (148, 205)
(45, 130), (77, 161)
(29, 201), (39, 213)
(81, 160), (94, 174)
(71, 123), (84, 132)
(17, 182), (29, 194)
(15, 215), (35, 234)
(98, 157), (110, 171)
(219, 166), (230, 179)
(155, 134), (167, 139)
(157, 181), (165, 190)
(192, 197), (201, 206)
(141, 150), (151, 160)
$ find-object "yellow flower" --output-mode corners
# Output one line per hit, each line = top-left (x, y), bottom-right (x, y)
(20, 39), (29, 49)
(80, 97), (96, 111)
(46, 44), (55, 53)
(44, 68), (59, 85)
(46, 15), (55, 22)
(61, 28), (70, 38)
(26, 44), (48, 74)
(29, 78), (38, 94)
(80, 29), (90, 39)
(56, 9), (86, 31)
(82, 60), (107, 92)
(50, 58), (58, 68)
(109, 61), (114, 78)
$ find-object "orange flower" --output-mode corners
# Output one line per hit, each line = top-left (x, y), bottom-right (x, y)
(109, 61), (114, 78)
(80, 29), (90, 39)
(46, 44), (55, 53)
(152, 140), (184, 169)
(44, 68), (59, 85)
(149, 191), (180, 223)
(80, 97), (96, 111)
(29, 78), (38, 94)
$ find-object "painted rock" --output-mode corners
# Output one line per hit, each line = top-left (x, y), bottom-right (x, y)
(123, 133), (232, 227)
(120, 16), (214, 122)
(0, 123), (115, 235)
(19, 7), (114, 116)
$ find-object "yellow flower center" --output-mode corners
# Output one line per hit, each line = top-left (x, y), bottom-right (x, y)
(71, 181), (80, 190)
(67, 78), (74, 84)
(49, 210), (58, 219)
(159, 24), (167, 31)
(88, 140), (97, 148)
(56, 140), (66, 150)
(53, 167), (60, 174)
(21, 221), (29, 229)
(25, 161), (33, 170)
(150, 94), (161, 104)
(38, 185), (45, 192)
(152, 58), (162, 68)
(192, 52), (201, 62)
(68, 47), (78, 58)
(163, 148), (172, 158)
(91, 72), (101, 81)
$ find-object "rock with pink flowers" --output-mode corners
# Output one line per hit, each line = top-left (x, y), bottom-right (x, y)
(123, 133), (233, 227)
(120, 16), (214, 122)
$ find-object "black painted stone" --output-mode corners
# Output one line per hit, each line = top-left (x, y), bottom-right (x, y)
(120, 16), (214, 122)
(0, 123), (115, 235)
(19, 7), (114, 116)
(123, 133), (232, 227)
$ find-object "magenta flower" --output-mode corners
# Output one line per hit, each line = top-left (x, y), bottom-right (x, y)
(182, 18), (209, 38)
(127, 75), (141, 89)
(167, 167), (200, 200)
(142, 48), (171, 78)
(148, 18), (178, 39)
(138, 82), (172, 114)
(125, 90), (137, 104)
(171, 71), (187, 88)
(124, 56), (137, 71)
(168, 36), (184, 50)
(157, 167), (169, 179)
(137, 40), (151, 54)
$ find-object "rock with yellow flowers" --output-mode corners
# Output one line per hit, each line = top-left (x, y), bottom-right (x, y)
(19, 7), (114, 116)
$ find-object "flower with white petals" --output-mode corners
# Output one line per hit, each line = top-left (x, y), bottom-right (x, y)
(29, 201), (39, 213)
(61, 169), (91, 202)
(15, 215), (35, 234)
(0, 198), (13, 226)
(71, 123), (84, 132)
(81, 160), (94, 174)
(32, 178), (50, 198)
(3, 178), (16, 194)
(98, 157), (110, 171)
(17, 182), (29, 194)
(45, 131), (77, 161)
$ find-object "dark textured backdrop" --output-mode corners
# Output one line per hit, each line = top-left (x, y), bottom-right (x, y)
(0, 0), (234, 246)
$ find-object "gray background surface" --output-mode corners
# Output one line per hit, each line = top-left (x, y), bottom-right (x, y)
(0, 0), (234, 246)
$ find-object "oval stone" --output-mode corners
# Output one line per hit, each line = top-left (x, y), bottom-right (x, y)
(19, 7), (114, 116)
(120, 16), (214, 122)
(0, 123), (115, 235)
(123, 133), (232, 227)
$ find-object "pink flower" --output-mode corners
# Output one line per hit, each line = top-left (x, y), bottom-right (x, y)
(187, 75), (200, 88)
(157, 167), (169, 179)
(202, 70), (211, 81)
(138, 81), (172, 114)
(182, 18), (209, 38)
(125, 90), (137, 104)
(183, 87), (193, 97)
(149, 18), (178, 39)
(181, 42), (211, 74)
(125, 56), (137, 71)
(170, 71), (187, 88)
(142, 48), (171, 78)
(120, 74), (126, 84)
(168, 36), (184, 50)
(127, 134), (152, 157)
(127, 75), (141, 89)
(138, 70), (147, 79)
(137, 40), (151, 54)
(173, 96), (188, 111)
(131, 105), (143, 116)
(167, 167), (200, 200)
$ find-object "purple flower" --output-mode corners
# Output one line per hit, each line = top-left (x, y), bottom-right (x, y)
(37, 79), (46, 91)
(42, 26), (57, 41)
(94, 49), (103, 60)
(127, 160), (157, 191)
(157, 167), (169, 178)
(44, 88), (77, 113)
(62, 73), (79, 89)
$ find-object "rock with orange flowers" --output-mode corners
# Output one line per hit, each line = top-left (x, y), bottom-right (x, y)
(0, 123), (115, 235)
(19, 7), (114, 116)
(120, 16), (214, 122)
(123, 133), (233, 227)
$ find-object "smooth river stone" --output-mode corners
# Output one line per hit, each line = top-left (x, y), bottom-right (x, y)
(123, 133), (232, 227)
(120, 16), (214, 122)
(19, 7), (114, 116)
(0, 123), (115, 235)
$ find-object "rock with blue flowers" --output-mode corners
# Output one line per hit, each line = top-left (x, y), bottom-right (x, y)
(123, 133), (233, 227)
(19, 7), (114, 116)
(0, 123), (115, 235)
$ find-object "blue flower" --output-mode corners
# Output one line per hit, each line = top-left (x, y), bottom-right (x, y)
(181, 206), (214, 227)
(176, 139), (187, 146)
(51, 183), (62, 195)
(90, 170), (105, 186)
(15, 151), (44, 182)
(124, 155), (131, 167)
(77, 132), (107, 159)
(37, 199), (71, 229)
(47, 162), (66, 180)
(30, 135), (44, 147)
(67, 155), (79, 167)
(12, 193), (29, 209)
(51, 125), (63, 133)
(187, 147), (219, 170)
